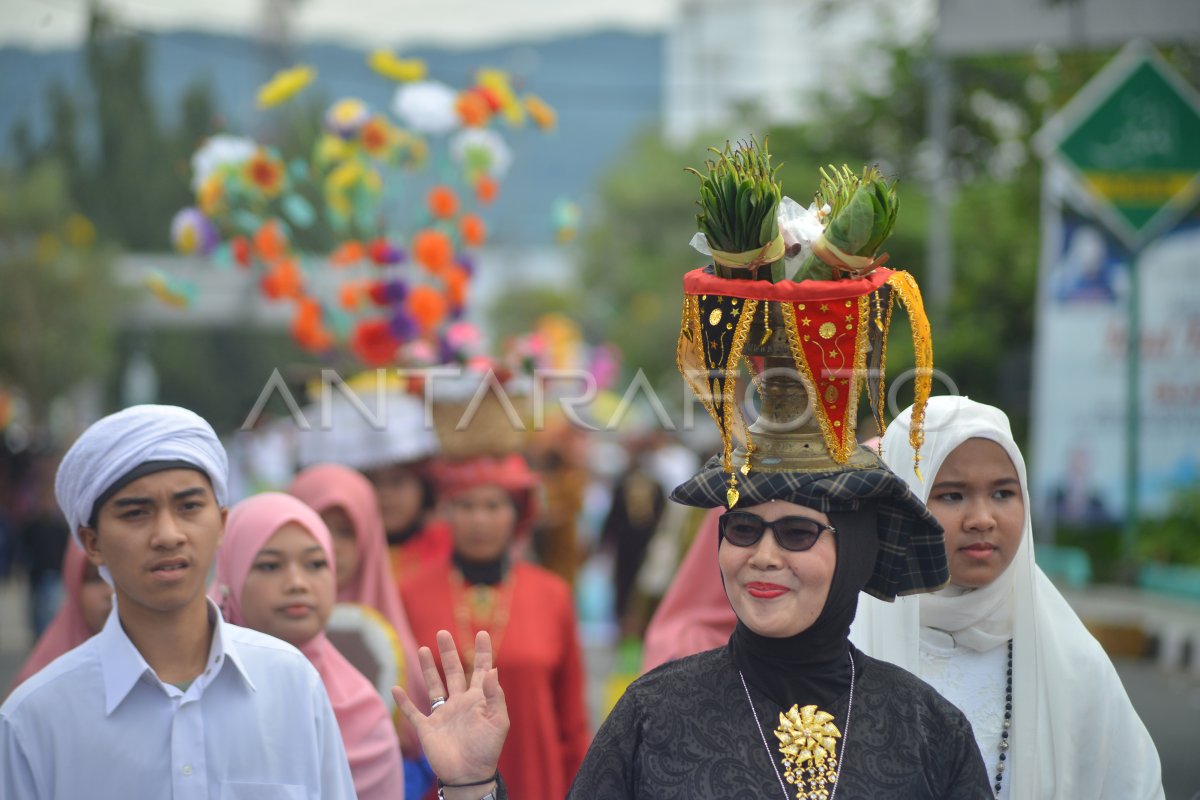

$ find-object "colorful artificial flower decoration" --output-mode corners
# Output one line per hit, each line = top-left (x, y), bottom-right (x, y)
(456, 90), (493, 128)
(524, 94), (557, 131)
(171, 59), (561, 365)
(367, 51), (427, 83)
(257, 65), (316, 109)
(352, 319), (401, 367)
(145, 270), (197, 308)
(191, 134), (256, 190)
(170, 208), (219, 256)
(476, 69), (524, 126)
(407, 285), (448, 333)
(244, 148), (288, 198)
(292, 298), (334, 353)
(428, 186), (459, 219)
(475, 175), (499, 205)
(392, 81), (459, 135)
(325, 98), (372, 140)
(359, 116), (397, 159)
(459, 214), (486, 247)
(412, 229), (454, 274)
(451, 128), (512, 180)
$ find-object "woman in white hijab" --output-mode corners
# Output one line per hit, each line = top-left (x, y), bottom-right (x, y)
(852, 396), (1163, 799)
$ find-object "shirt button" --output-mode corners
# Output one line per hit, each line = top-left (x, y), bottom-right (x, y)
(182, 765), (193, 776)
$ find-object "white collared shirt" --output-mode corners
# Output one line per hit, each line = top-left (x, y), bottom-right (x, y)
(2, 601), (357, 800)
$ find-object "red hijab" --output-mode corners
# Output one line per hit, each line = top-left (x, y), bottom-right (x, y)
(432, 454), (540, 539)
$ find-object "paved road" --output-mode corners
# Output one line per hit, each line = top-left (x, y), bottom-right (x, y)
(3, 576), (1198, 796)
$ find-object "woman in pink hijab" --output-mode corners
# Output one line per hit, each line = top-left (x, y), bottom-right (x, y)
(288, 463), (426, 706)
(8, 543), (113, 694)
(213, 492), (405, 800)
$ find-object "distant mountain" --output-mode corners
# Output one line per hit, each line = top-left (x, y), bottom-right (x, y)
(0, 29), (663, 243)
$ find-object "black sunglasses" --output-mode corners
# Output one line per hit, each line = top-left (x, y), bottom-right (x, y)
(719, 511), (835, 552)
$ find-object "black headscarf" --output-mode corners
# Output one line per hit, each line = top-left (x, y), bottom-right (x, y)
(728, 506), (879, 709)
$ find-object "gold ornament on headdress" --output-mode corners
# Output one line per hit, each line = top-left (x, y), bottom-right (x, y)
(775, 704), (842, 800)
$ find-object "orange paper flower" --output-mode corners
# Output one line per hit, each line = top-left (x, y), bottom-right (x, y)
(456, 90), (492, 127)
(331, 241), (366, 267)
(524, 94), (557, 131)
(460, 214), (486, 247)
(339, 281), (365, 310)
(475, 176), (499, 205)
(254, 220), (288, 262)
(292, 299), (333, 352)
(261, 259), (304, 300)
(412, 229), (454, 274)
(407, 285), (448, 333)
(445, 266), (470, 307)
(427, 186), (459, 219)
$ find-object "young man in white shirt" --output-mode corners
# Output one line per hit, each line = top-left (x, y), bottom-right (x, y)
(1, 405), (357, 799)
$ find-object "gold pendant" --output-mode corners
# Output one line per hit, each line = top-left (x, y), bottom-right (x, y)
(775, 704), (841, 800)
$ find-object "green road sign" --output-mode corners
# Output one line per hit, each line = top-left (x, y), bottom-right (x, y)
(1038, 41), (1200, 247)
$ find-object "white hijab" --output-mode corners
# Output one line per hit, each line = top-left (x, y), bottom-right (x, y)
(851, 396), (1163, 799)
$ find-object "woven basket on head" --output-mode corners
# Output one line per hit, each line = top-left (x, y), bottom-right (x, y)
(432, 387), (531, 460)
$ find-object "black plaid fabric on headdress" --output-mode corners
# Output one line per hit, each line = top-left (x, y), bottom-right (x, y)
(671, 456), (948, 601)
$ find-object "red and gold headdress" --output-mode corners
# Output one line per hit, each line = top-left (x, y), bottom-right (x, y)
(678, 142), (932, 508)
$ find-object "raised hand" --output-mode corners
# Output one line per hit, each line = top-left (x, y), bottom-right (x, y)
(392, 629), (509, 791)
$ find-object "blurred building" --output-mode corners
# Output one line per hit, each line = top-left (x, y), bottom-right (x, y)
(663, 0), (931, 144)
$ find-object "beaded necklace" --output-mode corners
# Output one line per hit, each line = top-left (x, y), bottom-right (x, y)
(994, 638), (1013, 797)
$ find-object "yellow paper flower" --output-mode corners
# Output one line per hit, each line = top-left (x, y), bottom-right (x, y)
(197, 173), (225, 216)
(315, 134), (353, 166)
(368, 50), (427, 82)
(326, 160), (364, 193)
(523, 94), (557, 131)
(256, 65), (316, 109)
(477, 69), (524, 126)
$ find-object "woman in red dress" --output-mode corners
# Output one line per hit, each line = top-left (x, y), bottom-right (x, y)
(401, 454), (590, 800)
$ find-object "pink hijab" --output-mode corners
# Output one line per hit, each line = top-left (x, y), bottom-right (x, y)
(213, 492), (405, 800)
(288, 463), (426, 704)
(641, 507), (733, 671)
(9, 543), (99, 693)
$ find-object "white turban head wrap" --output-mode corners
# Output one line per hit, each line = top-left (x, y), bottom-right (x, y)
(55, 405), (230, 548)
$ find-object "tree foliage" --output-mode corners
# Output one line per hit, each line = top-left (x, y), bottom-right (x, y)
(0, 161), (121, 430)
(577, 31), (1200, 440)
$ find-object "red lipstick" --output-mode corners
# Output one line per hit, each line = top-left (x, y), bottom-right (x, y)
(746, 582), (789, 599)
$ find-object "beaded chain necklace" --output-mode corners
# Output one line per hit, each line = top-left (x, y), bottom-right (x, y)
(994, 639), (1013, 797)
(739, 650), (856, 800)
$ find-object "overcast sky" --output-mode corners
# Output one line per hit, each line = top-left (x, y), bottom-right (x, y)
(3, 0), (680, 50)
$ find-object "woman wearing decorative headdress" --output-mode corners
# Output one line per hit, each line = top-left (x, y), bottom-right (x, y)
(213, 492), (406, 800)
(851, 396), (1164, 798)
(568, 145), (990, 798)
(401, 453), (591, 800)
(296, 388), (452, 588)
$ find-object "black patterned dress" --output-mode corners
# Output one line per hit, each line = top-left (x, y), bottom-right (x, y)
(568, 646), (990, 800)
